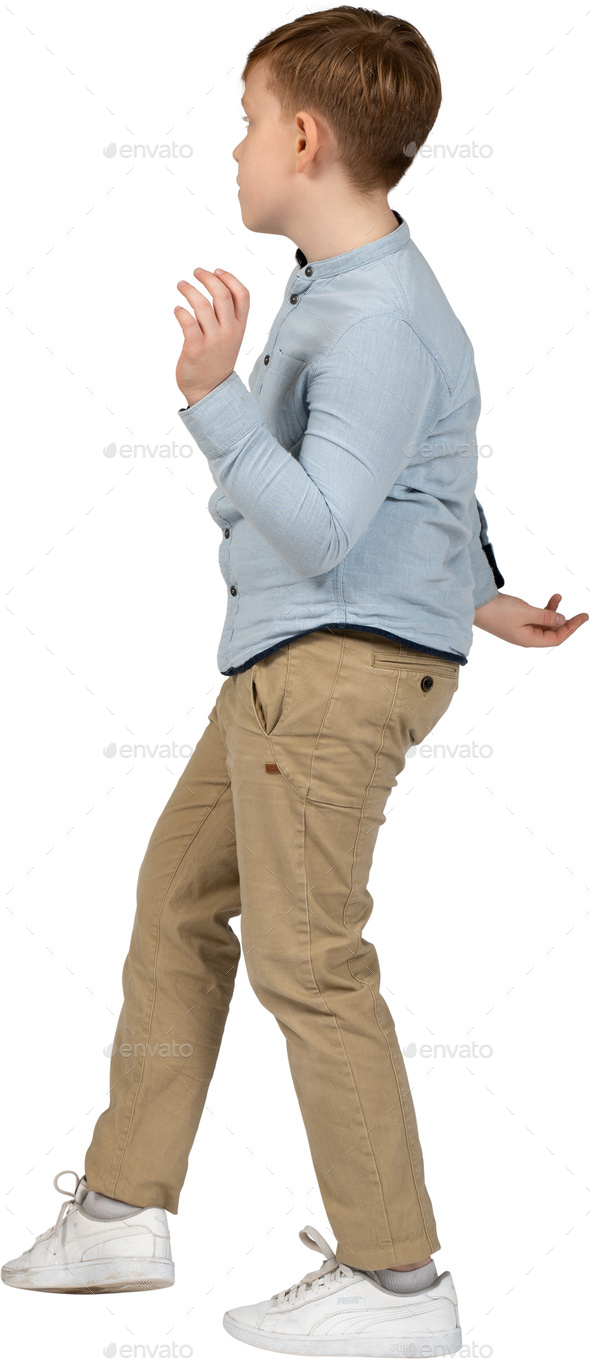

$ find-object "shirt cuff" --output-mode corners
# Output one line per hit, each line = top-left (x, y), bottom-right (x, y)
(178, 370), (263, 458)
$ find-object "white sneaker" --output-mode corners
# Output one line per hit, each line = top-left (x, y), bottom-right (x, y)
(2, 1170), (174, 1293)
(223, 1225), (462, 1357)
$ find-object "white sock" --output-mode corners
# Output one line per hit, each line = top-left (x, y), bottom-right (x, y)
(374, 1260), (438, 1293)
(84, 1189), (144, 1220)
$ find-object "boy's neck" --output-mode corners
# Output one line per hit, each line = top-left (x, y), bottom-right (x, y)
(288, 201), (400, 268)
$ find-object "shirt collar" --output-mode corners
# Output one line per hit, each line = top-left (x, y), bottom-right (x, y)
(293, 209), (408, 278)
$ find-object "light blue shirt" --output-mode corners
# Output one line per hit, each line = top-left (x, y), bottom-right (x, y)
(178, 210), (504, 675)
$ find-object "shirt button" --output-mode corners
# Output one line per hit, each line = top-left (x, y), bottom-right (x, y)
(224, 528), (230, 538)
(230, 585), (237, 596)
(421, 676), (434, 691)
(264, 354), (270, 365)
(305, 266), (313, 277)
(290, 293), (298, 305)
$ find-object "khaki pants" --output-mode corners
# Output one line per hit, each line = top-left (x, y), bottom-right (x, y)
(85, 627), (460, 1268)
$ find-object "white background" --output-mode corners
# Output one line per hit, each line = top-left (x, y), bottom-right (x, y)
(1, 1), (588, 1357)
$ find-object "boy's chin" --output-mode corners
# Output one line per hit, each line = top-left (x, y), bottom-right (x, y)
(237, 201), (280, 236)
(237, 202), (262, 231)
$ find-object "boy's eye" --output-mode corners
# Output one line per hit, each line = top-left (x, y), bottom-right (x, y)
(241, 116), (249, 125)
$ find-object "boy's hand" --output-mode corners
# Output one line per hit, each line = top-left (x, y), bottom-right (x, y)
(174, 267), (250, 408)
(474, 591), (588, 647)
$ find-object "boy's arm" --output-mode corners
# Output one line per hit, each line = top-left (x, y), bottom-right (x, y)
(176, 265), (504, 589)
(174, 267), (588, 650)
(179, 312), (446, 579)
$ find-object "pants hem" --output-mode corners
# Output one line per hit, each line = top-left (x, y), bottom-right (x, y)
(335, 1231), (441, 1270)
(83, 1167), (179, 1215)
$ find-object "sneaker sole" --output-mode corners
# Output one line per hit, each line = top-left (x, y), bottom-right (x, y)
(1, 1257), (174, 1293)
(222, 1313), (462, 1357)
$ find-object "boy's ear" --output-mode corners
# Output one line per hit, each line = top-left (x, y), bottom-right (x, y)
(294, 110), (326, 172)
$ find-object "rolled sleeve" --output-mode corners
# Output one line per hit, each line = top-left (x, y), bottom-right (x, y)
(469, 495), (505, 608)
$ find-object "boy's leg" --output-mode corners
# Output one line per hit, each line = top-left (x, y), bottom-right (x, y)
(218, 628), (459, 1270)
(84, 678), (241, 1213)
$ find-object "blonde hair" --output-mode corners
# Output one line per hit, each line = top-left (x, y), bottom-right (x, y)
(242, 6), (442, 195)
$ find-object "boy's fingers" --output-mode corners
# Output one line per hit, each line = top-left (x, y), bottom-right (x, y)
(173, 304), (200, 335)
(178, 278), (222, 337)
(193, 268), (240, 325)
(560, 612), (589, 634)
(529, 606), (565, 628)
(211, 268), (250, 324)
(533, 613), (588, 645)
(177, 280), (217, 335)
(545, 593), (562, 611)
(177, 279), (209, 307)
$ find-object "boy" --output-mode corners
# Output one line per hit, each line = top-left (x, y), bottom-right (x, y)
(3, 8), (586, 1356)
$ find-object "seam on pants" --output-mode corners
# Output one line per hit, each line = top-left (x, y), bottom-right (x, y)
(305, 636), (348, 799)
(347, 811), (434, 1254)
(341, 686), (434, 1254)
(301, 793), (394, 1254)
(110, 775), (233, 1199)
(302, 663), (433, 1257)
(299, 659), (400, 1256)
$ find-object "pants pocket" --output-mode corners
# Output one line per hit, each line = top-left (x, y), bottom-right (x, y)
(250, 646), (291, 738)
(371, 647), (460, 684)
(391, 667), (459, 750)
(267, 634), (406, 807)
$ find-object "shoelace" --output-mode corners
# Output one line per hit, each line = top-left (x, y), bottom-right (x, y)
(273, 1225), (356, 1307)
(34, 1170), (86, 1253)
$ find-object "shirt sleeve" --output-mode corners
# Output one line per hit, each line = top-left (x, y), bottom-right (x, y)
(178, 312), (447, 579)
(469, 495), (505, 609)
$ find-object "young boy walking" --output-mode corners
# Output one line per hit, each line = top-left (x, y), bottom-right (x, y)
(3, 8), (586, 1355)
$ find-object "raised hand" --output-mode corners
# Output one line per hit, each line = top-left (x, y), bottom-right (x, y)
(174, 267), (250, 408)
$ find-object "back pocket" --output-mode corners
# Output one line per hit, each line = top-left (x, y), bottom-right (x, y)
(372, 650), (459, 682)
